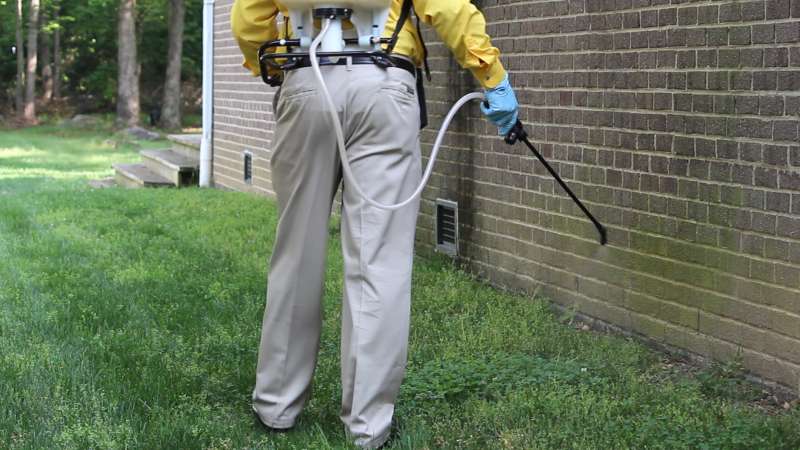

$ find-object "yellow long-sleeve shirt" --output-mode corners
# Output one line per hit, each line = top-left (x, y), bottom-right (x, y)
(230, 0), (507, 88)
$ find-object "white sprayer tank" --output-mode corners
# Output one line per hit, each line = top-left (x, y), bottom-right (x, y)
(281, 0), (391, 9)
(282, 1), (392, 57)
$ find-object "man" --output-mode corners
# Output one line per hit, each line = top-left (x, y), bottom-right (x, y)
(231, 1), (518, 447)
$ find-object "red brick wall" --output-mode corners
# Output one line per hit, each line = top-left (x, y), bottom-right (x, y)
(213, 0), (276, 196)
(213, 0), (800, 391)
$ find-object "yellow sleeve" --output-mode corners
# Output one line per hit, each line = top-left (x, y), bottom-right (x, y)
(231, 0), (279, 76)
(412, 0), (507, 88)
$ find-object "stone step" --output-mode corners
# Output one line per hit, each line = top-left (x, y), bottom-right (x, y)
(88, 177), (117, 189)
(167, 134), (201, 159)
(140, 149), (199, 187)
(113, 163), (174, 188)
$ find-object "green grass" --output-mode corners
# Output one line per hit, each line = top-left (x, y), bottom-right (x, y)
(1, 125), (799, 449)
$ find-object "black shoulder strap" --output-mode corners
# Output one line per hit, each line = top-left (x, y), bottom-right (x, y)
(415, 14), (431, 81)
(386, 0), (432, 81)
(386, 0), (413, 55)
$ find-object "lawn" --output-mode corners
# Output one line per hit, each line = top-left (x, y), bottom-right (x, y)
(1, 124), (799, 449)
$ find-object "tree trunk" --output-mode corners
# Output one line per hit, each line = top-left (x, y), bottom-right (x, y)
(53, 13), (61, 100)
(41, 24), (53, 104)
(23, 0), (39, 124)
(159, 0), (185, 131)
(117, 0), (140, 127)
(15, 0), (25, 119)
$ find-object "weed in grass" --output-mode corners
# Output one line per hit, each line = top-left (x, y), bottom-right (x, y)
(695, 354), (762, 403)
(401, 353), (605, 405)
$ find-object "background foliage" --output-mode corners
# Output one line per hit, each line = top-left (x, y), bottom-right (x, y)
(0, 0), (203, 113)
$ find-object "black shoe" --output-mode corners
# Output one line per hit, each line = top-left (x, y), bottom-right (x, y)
(251, 408), (293, 433)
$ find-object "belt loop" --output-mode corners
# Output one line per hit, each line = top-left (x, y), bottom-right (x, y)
(346, 56), (353, 71)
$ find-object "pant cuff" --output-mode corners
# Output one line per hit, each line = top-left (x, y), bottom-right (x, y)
(251, 405), (295, 430)
(352, 428), (391, 449)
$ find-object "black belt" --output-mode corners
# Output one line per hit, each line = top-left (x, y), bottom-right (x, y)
(289, 55), (417, 78)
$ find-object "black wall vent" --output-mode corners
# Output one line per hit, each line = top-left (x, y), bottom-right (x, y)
(436, 199), (458, 256)
(243, 151), (253, 184)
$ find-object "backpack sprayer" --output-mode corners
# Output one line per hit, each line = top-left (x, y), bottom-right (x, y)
(258, 2), (607, 245)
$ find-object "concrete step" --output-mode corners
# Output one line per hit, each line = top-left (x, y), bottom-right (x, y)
(140, 149), (199, 187)
(167, 134), (201, 159)
(88, 177), (117, 189)
(113, 163), (174, 188)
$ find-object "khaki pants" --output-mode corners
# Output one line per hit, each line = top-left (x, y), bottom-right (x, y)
(252, 64), (421, 449)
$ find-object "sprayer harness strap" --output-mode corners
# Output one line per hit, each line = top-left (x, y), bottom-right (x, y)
(385, 0), (413, 55)
(386, 0), (430, 79)
(290, 54), (417, 77)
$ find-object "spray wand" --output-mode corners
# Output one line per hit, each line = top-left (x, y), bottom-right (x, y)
(500, 118), (608, 246)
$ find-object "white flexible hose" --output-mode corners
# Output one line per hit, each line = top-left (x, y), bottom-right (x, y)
(309, 19), (486, 211)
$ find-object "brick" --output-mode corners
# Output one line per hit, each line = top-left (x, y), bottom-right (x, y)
(687, 72), (706, 89)
(741, 48), (764, 68)
(764, 48), (789, 67)
(779, 169), (800, 190)
(767, 192), (791, 212)
(776, 22), (800, 42)
(775, 264), (800, 289)
(729, 26), (752, 45)
(760, 96), (785, 116)
(791, 146), (800, 166)
(753, 212), (778, 234)
(743, 234), (767, 258)
(722, 185), (744, 206)
(753, 71), (778, 90)
(719, 50), (741, 68)
(696, 50), (717, 68)
(787, 97), (800, 116)
(752, 24), (775, 44)
(792, 47), (800, 66)
(710, 162), (732, 182)
(778, 71), (800, 90)
(721, 2), (743, 22)
(774, 121), (799, 141)
(741, 142), (763, 162)
(764, 145), (789, 166)
(743, 189), (766, 209)
(736, 96), (759, 115)
(777, 216), (800, 238)
(766, 238), (790, 260)
(698, 5), (719, 24)
(743, 2), (767, 21)
(732, 118), (773, 139)
(791, 242), (800, 264)
(755, 167), (779, 188)
(732, 165), (754, 185)
(767, 0), (793, 19)
(732, 71), (753, 90)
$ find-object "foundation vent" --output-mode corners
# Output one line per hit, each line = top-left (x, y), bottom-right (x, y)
(243, 151), (253, 184)
(435, 199), (458, 256)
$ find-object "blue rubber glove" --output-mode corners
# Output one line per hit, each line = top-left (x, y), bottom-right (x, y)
(480, 74), (519, 136)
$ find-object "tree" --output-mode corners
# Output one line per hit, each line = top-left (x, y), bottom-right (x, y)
(159, 0), (184, 130)
(15, 0), (25, 118)
(117, 0), (140, 126)
(23, 0), (40, 123)
(40, 17), (53, 103)
(52, 4), (61, 100)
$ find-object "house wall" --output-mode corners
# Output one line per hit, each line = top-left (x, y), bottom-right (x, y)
(213, 0), (276, 196)
(213, 0), (800, 391)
